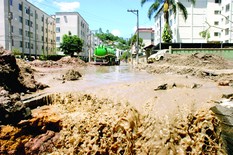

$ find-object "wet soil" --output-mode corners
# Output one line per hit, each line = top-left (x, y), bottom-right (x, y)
(1, 52), (233, 154)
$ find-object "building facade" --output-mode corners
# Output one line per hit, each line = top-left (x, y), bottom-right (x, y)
(154, 0), (233, 44)
(0, 0), (56, 57)
(55, 12), (89, 57)
(138, 28), (154, 47)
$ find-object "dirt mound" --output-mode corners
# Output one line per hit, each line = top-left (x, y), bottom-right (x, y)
(0, 47), (48, 124)
(29, 60), (61, 68)
(159, 53), (233, 69)
(63, 69), (82, 81)
(29, 56), (86, 68)
(57, 56), (86, 66)
(39, 93), (224, 154)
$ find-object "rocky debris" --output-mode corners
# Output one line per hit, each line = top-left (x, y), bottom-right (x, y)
(62, 69), (82, 81)
(0, 87), (31, 124)
(0, 106), (62, 154)
(154, 83), (168, 91)
(211, 98), (233, 155)
(0, 47), (48, 124)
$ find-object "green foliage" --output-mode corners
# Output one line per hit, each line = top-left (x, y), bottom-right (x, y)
(199, 30), (210, 41)
(60, 32), (83, 57)
(162, 23), (173, 43)
(96, 30), (130, 50)
(127, 34), (144, 49)
(120, 51), (131, 60)
(95, 29), (144, 51)
(12, 48), (22, 56)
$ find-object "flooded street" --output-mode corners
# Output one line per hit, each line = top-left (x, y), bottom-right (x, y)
(2, 53), (233, 154)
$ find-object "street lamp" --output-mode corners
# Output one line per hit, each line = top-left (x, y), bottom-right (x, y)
(127, 9), (139, 64)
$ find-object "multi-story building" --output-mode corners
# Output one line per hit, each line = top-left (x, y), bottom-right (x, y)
(154, 0), (233, 44)
(138, 28), (154, 47)
(0, 0), (56, 57)
(131, 27), (154, 54)
(55, 12), (89, 58)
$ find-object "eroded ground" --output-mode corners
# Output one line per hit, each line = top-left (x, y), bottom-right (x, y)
(1, 52), (233, 154)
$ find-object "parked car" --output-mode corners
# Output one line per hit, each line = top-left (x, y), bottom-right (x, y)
(147, 49), (168, 63)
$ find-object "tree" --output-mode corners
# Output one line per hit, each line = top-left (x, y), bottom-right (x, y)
(141, 0), (196, 43)
(128, 34), (144, 49)
(60, 31), (83, 57)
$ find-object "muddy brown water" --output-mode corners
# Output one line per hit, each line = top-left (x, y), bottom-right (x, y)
(22, 62), (233, 154)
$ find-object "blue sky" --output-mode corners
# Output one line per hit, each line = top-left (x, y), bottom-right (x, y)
(28, 0), (155, 39)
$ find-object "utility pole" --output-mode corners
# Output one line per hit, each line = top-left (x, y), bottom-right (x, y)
(127, 9), (139, 64)
(8, 0), (12, 51)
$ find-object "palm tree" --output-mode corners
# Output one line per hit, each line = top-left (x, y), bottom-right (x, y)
(141, 0), (196, 42)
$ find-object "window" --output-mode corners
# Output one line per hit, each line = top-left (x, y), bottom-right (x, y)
(215, 0), (221, 3)
(64, 16), (68, 23)
(25, 7), (30, 14)
(214, 32), (219, 36)
(20, 41), (23, 47)
(225, 28), (229, 35)
(19, 28), (23, 35)
(56, 18), (60, 23)
(19, 16), (23, 23)
(12, 39), (14, 46)
(42, 16), (44, 22)
(42, 36), (44, 41)
(226, 4), (230, 12)
(56, 37), (60, 42)
(11, 26), (13, 33)
(18, 3), (22, 10)
(225, 16), (229, 24)
(214, 21), (219, 25)
(25, 42), (30, 48)
(56, 27), (60, 33)
(9, 0), (13, 6)
(41, 26), (44, 32)
(30, 21), (33, 27)
(214, 10), (221, 14)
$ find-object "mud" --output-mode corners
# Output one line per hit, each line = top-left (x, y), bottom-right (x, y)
(1, 50), (233, 154)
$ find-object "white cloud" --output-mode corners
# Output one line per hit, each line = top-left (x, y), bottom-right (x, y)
(53, 1), (80, 12)
(111, 29), (121, 36)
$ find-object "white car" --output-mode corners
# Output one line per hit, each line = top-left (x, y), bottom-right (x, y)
(147, 49), (168, 63)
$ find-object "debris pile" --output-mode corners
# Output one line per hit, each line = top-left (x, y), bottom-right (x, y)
(57, 56), (86, 66)
(29, 56), (86, 68)
(0, 47), (47, 124)
(0, 106), (62, 154)
(63, 69), (82, 81)
(42, 93), (225, 154)
(164, 53), (233, 69)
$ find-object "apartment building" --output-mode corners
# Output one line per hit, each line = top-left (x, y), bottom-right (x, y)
(138, 28), (154, 47)
(0, 0), (56, 57)
(55, 12), (89, 57)
(154, 0), (233, 44)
